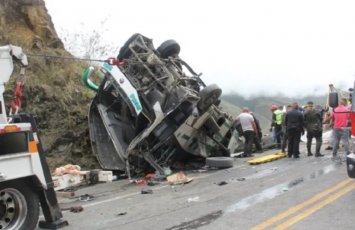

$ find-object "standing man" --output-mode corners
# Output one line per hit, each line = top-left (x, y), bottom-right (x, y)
(270, 105), (283, 149)
(270, 105), (278, 144)
(324, 98), (350, 158)
(237, 107), (258, 157)
(250, 112), (263, 153)
(285, 102), (304, 158)
(281, 104), (292, 153)
(323, 111), (334, 150)
(304, 101), (324, 157)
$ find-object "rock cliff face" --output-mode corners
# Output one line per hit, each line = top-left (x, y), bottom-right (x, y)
(0, 0), (63, 49)
(0, 0), (99, 170)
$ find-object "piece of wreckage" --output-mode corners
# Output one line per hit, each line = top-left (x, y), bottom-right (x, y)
(82, 33), (240, 177)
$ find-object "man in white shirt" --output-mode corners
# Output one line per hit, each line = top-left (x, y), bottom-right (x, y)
(236, 107), (258, 157)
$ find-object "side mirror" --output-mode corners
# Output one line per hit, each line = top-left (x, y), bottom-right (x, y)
(329, 92), (338, 108)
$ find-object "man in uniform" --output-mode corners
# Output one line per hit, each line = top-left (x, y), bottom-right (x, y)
(304, 101), (324, 157)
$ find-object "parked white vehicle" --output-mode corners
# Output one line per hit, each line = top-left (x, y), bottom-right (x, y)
(0, 45), (67, 230)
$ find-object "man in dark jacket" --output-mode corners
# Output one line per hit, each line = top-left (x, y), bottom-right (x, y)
(285, 102), (304, 158)
(281, 104), (292, 153)
(250, 112), (263, 153)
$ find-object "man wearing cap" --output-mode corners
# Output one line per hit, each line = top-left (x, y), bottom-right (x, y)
(236, 107), (258, 157)
(304, 101), (324, 157)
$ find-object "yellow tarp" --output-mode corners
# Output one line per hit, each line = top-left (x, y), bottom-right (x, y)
(247, 153), (287, 165)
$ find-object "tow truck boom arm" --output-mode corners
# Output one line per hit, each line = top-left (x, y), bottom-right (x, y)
(0, 45), (28, 123)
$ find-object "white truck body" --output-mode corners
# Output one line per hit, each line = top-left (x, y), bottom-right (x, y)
(0, 45), (68, 229)
(0, 123), (47, 189)
(0, 45), (46, 188)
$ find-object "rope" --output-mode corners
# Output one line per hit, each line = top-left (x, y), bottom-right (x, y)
(26, 53), (108, 63)
(0, 54), (108, 62)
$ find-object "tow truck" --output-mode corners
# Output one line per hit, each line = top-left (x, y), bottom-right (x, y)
(0, 45), (68, 229)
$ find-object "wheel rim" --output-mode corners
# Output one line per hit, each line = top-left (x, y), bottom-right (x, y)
(0, 188), (27, 229)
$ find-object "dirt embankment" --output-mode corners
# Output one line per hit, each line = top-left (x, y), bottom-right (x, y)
(1, 0), (100, 171)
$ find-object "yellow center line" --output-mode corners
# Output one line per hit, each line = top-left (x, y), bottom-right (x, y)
(252, 178), (353, 230)
(274, 183), (355, 230)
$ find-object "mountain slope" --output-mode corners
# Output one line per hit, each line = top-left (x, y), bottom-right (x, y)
(0, 0), (99, 170)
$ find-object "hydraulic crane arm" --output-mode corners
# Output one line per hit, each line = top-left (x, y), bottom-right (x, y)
(0, 45), (28, 123)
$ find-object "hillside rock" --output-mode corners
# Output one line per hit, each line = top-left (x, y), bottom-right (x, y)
(0, 0), (63, 49)
(0, 0), (99, 170)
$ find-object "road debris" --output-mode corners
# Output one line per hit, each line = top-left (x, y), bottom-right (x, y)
(216, 181), (228, 186)
(187, 196), (200, 202)
(53, 174), (83, 191)
(147, 181), (160, 186)
(61, 206), (84, 213)
(237, 178), (246, 181)
(231, 152), (244, 158)
(56, 191), (76, 198)
(132, 179), (146, 185)
(86, 170), (114, 183)
(141, 187), (153, 194)
(117, 212), (127, 216)
(53, 164), (81, 176)
(167, 172), (193, 185)
(78, 194), (95, 202)
(53, 168), (114, 191)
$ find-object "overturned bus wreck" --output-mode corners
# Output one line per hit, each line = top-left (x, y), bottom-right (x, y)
(83, 33), (239, 177)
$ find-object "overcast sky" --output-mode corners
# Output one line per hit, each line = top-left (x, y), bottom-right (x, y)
(44, 0), (355, 97)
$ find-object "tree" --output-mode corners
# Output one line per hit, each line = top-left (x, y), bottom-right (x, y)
(58, 18), (119, 62)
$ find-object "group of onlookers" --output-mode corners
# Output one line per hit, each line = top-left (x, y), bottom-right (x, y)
(235, 98), (352, 159)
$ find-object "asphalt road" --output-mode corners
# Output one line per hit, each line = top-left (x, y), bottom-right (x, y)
(39, 142), (355, 230)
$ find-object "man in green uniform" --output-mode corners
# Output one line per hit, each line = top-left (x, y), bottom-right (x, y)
(304, 101), (324, 157)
